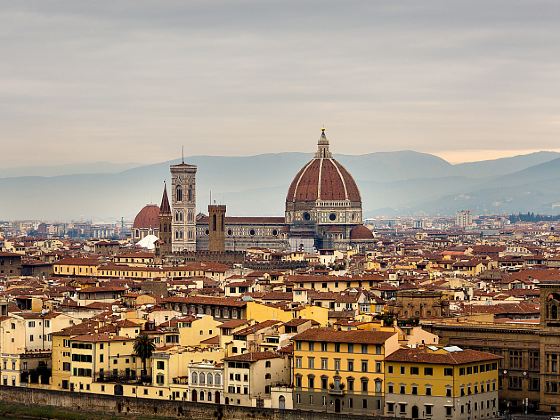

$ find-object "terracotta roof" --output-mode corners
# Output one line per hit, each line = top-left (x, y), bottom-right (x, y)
(294, 328), (395, 344)
(233, 320), (281, 336)
(197, 216), (285, 225)
(286, 156), (361, 203)
(133, 204), (160, 229)
(162, 295), (247, 307)
(385, 347), (502, 365)
(350, 225), (374, 240)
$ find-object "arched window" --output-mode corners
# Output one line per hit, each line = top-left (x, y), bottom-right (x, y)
(265, 361), (271, 368)
(552, 304), (558, 319)
(188, 186), (193, 201)
(191, 372), (198, 385)
(265, 373), (271, 380)
(215, 373), (221, 386)
(207, 373), (213, 385)
(200, 391), (205, 401)
(213, 214), (217, 231)
(199, 373), (206, 385)
(176, 186), (183, 202)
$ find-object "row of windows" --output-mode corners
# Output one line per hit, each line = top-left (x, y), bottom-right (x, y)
(294, 394), (377, 410)
(459, 363), (498, 375)
(295, 375), (382, 393)
(295, 356), (380, 373)
(295, 342), (381, 354)
(191, 372), (222, 386)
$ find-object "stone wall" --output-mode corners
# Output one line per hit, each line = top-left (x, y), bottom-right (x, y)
(0, 386), (397, 420)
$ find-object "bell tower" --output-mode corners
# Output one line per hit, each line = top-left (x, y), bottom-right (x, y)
(157, 183), (172, 257)
(170, 155), (197, 252)
(208, 204), (226, 252)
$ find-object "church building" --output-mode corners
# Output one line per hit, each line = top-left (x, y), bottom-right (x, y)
(133, 129), (375, 253)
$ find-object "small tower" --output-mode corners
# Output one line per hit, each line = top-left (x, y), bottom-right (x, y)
(157, 183), (172, 257)
(208, 204), (226, 252)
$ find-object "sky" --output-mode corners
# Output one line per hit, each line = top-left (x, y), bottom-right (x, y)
(2, 0), (560, 168)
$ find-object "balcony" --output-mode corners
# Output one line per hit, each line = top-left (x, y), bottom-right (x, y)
(328, 382), (345, 395)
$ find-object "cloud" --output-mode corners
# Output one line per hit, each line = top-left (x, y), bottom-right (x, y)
(1, 0), (560, 167)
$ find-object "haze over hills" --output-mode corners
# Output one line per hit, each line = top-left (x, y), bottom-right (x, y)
(1, 151), (559, 222)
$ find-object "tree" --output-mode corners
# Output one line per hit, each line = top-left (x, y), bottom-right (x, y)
(134, 334), (155, 378)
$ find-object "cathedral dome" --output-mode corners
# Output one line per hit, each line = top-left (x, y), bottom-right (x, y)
(286, 129), (361, 203)
(350, 225), (374, 240)
(133, 204), (160, 229)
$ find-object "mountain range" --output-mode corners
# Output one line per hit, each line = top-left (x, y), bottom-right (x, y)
(1, 151), (560, 222)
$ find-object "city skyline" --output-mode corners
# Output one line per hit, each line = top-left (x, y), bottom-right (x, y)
(2, 0), (560, 167)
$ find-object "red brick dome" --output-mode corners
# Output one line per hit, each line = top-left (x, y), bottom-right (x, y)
(133, 204), (160, 229)
(350, 225), (374, 240)
(286, 130), (361, 203)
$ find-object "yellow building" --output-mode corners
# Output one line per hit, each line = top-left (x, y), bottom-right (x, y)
(384, 346), (500, 419)
(293, 328), (399, 416)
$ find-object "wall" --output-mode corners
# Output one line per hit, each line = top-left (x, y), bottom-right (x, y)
(0, 385), (397, 419)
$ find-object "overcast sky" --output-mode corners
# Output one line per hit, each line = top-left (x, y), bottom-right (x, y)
(2, 0), (560, 168)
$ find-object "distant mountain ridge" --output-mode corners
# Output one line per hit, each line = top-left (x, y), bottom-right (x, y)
(1, 150), (559, 221)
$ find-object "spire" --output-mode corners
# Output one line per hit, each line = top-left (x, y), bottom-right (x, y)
(181, 145), (184, 164)
(315, 127), (332, 158)
(160, 182), (171, 215)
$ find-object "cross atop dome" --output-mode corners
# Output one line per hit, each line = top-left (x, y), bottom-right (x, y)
(315, 127), (332, 158)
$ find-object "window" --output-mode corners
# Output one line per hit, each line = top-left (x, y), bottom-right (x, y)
(425, 386), (432, 396)
(295, 375), (302, 388)
(362, 399), (367, 409)
(295, 342), (302, 351)
(375, 362), (382, 373)
(308, 357), (314, 369)
(361, 379), (368, 392)
(424, 367), (433, 376)
(399, 403), (407, 414)
(444, 367), (453, 376)
(295, 357), (302, 368)
(400, 366), (405, 374)
(445, 406), (452, 417)
(400, 385), (405, 394)
(321, 376), (328, 390)
(28, 321), (35, 328)
(375, 379), (382, 393)
(347, 378), (354, 391)
(387, 402), (395, 413)
(425, 405), (433, 416)
(308, 376), (314, 389)
(446, 387), (452, 397)
(335, 343), (341, 352)
(529, 351), (540, 370)
(361, 344), (368, 354)
(388, 365), (393, 374)
(309, 342), (314, 351)
(157, 361), (165, 370)
(334, 359), (340, 371)
(321, 342), (327, 351)
(412, 386), (418, 395)
(510, 350), (523, 369)
(509, 375), (522, 390)
(321, 358), (328, 370)
(348, 344), (354, 353)
(410, 367), (419, 375)
(361, 360), (368, 372)
(347, 360), (354, 371)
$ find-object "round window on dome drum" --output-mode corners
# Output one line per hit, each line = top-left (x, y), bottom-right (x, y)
(303, 212), (311, 221)
(329, 213), (337, 221)
(249, 229), (256, 236)
(272, 229), (278, 236)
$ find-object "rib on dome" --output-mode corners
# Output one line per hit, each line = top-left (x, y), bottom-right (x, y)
(286, 130), (361, 203)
